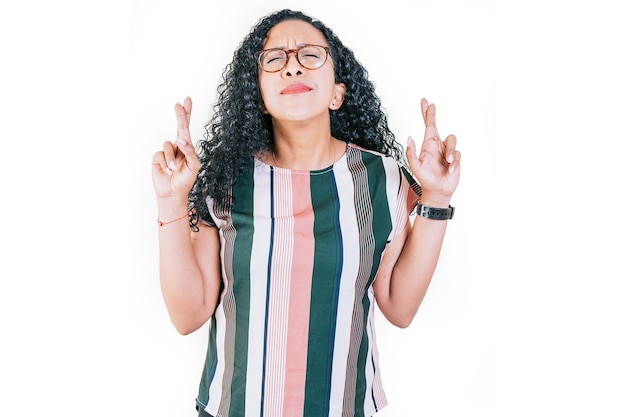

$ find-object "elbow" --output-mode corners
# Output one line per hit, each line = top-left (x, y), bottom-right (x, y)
(175, 324), (197, 336)
(390, 316), (414, 329)
(381, 307), (418, 329)
(387, 300), (422, 328)
(169, 313), (206, 335)
(172, 319), (199, 336)
(166, 300), (217, 335)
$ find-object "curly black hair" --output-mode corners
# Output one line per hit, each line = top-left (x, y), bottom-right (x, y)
(188, 9), (405, 230)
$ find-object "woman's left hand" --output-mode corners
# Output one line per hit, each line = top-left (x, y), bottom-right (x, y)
(406, 98), (461, 204)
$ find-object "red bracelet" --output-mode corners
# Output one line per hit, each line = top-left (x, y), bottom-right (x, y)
(158, 212), (189, 227)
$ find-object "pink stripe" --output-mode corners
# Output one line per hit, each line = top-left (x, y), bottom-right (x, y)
(282, 173), (314, 416)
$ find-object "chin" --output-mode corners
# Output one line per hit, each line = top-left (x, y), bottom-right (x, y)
(271, 108), (329, 123)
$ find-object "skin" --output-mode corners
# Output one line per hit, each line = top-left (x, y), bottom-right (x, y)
(152, 20), (461, 334)
(258, 20), (347, 170)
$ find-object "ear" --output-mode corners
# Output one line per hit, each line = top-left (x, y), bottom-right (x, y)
(329, 82), (347, 110)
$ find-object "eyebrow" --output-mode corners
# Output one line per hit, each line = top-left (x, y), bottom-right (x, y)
(264, 42), (316, 50)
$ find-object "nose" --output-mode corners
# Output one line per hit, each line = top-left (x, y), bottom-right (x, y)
(283, 50), (303, 76)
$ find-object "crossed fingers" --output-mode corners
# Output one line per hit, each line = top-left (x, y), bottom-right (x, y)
(420, 98), (460, 174)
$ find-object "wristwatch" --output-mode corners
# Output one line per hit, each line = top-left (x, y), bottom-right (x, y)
(415, 201), (455, 220)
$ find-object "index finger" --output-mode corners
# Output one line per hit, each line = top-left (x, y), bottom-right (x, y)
(444, 134), (457, 162)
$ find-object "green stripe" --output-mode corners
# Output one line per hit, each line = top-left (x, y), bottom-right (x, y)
(354, 152), (393, 414)
(304, 170), (342, 417)
(228, 164), (255, 416)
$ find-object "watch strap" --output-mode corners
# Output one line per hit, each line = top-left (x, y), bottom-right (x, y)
(416, 201), (455, 220)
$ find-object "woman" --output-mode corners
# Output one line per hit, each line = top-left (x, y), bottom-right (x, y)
(152, 9), (460, 417)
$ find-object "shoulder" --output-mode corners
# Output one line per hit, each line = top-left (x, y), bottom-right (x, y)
(346, 144), (422, 201)
(346, 143), (400, 167)
(345, 143), (403, 177)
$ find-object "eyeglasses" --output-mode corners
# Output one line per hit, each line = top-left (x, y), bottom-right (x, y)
(255, 44), (331, 73)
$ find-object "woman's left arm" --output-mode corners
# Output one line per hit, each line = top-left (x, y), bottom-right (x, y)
(374, 98), (461, 328)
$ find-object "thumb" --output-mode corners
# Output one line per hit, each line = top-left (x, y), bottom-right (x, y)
(406, 137), (422, 173)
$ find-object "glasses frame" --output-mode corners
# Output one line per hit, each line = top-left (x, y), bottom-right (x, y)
(254, 44), (331, 73)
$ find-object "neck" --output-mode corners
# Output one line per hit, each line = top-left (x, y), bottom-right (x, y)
(270, 120), (343, 170)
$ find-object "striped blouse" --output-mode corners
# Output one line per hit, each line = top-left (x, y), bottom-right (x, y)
(196, 144), (419, 417)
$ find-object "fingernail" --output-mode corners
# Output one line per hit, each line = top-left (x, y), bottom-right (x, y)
(169, 160), (176, 170)
(176, 136), (186, 146)
(166, 167), (173, 176)
(447, 154), (454, 163)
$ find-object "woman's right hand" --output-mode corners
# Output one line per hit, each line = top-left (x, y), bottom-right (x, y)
(151, 97), (201, 199)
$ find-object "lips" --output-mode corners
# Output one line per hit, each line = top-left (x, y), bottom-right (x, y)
(281, 83), (312, 95)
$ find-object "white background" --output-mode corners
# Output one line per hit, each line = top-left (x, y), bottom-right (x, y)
(1, 0), (625, 416)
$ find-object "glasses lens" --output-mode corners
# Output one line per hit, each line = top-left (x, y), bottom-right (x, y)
(259, 49), (287, 72)
(297, 45), (327, 69)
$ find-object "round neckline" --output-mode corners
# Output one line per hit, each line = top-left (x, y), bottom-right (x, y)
(256, 142), (351, 174)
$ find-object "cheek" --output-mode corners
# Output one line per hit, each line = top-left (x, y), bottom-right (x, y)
(319, 70), (339, 99)
(258, 76), (274, 107)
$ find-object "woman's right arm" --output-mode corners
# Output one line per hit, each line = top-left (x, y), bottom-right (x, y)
(152, 98), (222, 335)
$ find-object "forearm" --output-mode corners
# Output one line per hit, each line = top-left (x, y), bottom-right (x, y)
(157, 197), (218, 334)
(385, 197), (451, 327)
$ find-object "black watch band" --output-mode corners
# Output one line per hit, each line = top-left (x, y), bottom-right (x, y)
(415, 201), (455, 220)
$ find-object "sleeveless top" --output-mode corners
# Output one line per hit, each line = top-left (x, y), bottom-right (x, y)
(196, 144), (420, 417)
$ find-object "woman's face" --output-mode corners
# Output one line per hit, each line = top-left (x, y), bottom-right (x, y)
(258, 19), (345, 123)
